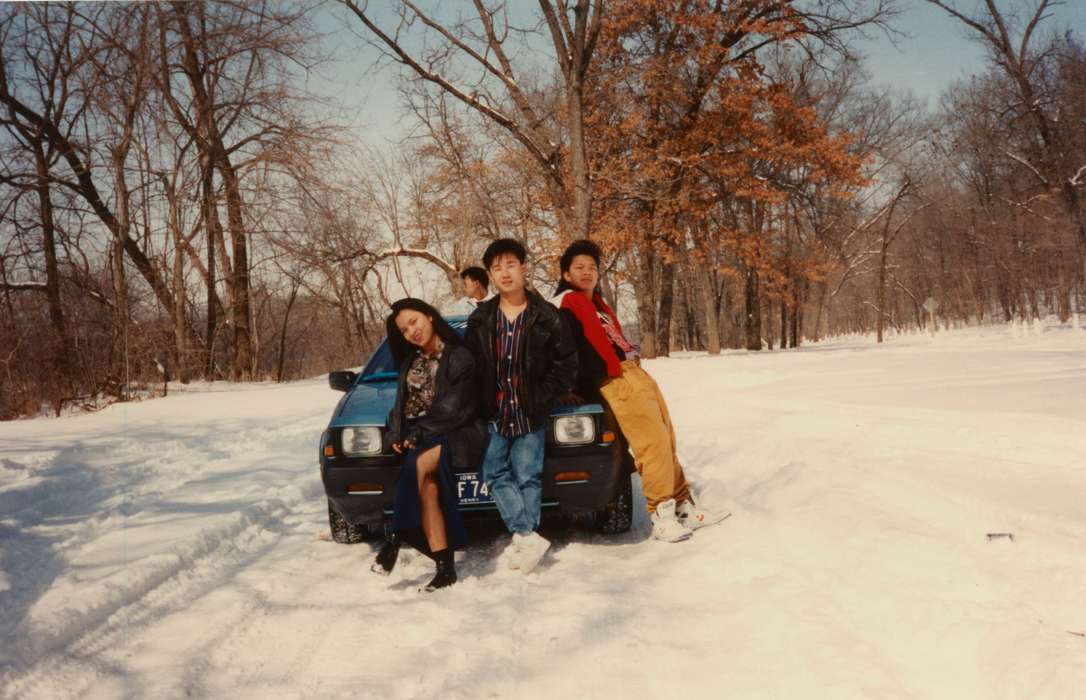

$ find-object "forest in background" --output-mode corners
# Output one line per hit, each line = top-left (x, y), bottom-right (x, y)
(2, 0), (1084, 419)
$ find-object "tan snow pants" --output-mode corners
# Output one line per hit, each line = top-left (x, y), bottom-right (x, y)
(600, 360), (691, 514)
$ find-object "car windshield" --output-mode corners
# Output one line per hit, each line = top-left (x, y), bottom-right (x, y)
(359, 341), (397, 381)
(359, 316), (469, 383)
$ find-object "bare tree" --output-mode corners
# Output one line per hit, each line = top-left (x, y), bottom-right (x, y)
(340, 0), (603, 240)
(927, 0), (1086, 315)
(154, 0), (324, 379)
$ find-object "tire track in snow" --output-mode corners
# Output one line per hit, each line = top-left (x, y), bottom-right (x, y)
(1, 405), (330, 699)
(1, 481), (322, 700)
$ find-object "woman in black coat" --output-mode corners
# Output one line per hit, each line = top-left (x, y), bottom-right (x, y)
(372, 298), (484, 591)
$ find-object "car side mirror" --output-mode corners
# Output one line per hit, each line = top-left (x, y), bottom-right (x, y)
(329, 370), (357, 392)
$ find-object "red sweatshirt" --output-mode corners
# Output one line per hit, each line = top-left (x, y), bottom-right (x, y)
(552, 289), (625, 378)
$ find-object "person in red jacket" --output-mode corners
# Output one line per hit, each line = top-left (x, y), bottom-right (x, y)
(551, 240), (728, 542)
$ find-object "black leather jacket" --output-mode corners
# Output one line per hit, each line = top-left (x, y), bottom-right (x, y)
(387, 343), (485, 468)
(558, 308), (608, 403)
(464, 290), (578, 429)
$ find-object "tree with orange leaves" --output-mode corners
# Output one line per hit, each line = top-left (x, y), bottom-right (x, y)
(587, 0), (891, 355)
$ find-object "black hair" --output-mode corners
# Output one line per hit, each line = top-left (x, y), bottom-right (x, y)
(385, 298), (462, 367)
(555, 239), (603, 295)
(482, 238), (527, 269)
(459, 266), (489, 287)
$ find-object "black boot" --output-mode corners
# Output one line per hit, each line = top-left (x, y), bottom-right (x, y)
(370, 534), (401, 576)
(421, 549), (457, 592)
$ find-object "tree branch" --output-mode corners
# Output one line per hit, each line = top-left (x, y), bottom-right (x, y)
(1069, 164), (1086, 188)
(338, 0), (559, 180)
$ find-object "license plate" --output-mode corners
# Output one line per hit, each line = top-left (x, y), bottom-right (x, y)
(456, 471), (492, 505)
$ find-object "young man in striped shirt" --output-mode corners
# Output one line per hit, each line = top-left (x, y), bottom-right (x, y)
(465, 239), (578, 573)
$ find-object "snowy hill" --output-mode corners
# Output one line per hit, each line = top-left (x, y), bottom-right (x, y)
(2, 322), (1084, 699)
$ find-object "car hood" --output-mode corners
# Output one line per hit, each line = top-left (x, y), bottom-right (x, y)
(328, 376), (605, 429)
(329, 379), (398, 428)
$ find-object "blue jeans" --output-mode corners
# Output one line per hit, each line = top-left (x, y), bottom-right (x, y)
(481, 424), (545, 534)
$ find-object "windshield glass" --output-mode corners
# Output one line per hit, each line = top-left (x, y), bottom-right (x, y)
(359, 340), (397, 381)
(359, 317), (468, 382)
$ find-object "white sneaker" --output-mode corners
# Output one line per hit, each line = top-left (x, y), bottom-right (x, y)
(511, 531), (550, 573)
(676, 500), (730, 530)
(651, 499), (693, 542)
(503, 536), (523, 570)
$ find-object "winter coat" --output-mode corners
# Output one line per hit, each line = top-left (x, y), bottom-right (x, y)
(387, 343), (485, 469)
(551, 289), (627, 402)
(464, 290), (578, 429)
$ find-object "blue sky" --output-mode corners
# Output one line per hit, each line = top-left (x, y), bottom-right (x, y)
(855, 0), (1086, 108)
(310, 1), (1086, 146)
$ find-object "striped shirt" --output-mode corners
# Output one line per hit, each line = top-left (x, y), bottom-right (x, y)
(494, 308), (532, 437)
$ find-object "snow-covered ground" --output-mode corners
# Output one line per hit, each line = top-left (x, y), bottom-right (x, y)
(2, 321), (1084, 699)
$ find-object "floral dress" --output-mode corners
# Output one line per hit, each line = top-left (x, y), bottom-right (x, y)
(404, 342), (443, 419)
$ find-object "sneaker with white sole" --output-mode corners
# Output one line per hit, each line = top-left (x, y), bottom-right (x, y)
(511, 531), (550, 573)
(502, 536), (523, 570)
(651, 499), (693, 542)
(676, 500), (730, 530)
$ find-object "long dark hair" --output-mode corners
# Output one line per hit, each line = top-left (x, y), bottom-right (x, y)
(385, 298), (462, 367)
(554, 239), (603, 296)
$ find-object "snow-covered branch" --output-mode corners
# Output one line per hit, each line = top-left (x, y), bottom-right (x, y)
(1069, 165), (1086, 188)
(1003, 151), (1049, 187)
(329, 245), (456, 275)
(999, 196), (1054, 222)
(372, 247), (455, 274)
(0, 281), (48, 293)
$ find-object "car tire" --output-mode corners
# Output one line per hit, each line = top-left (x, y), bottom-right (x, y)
(595, 471), (633, 534)
(327, 499), (373, 544)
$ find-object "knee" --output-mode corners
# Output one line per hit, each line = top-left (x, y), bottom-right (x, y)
(483, 451), (509, 479)
(416, 446), (441, 476)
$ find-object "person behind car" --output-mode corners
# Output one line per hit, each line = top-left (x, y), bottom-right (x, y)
(372, 298), (485, 592)
(464, 238), (578, 573)
(446, 266), (492, 316)
(551, 239), (728, 542)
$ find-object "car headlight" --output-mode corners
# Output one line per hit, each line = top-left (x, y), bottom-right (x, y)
(341, 426), (382, 456)
(553, 415), (595, 445)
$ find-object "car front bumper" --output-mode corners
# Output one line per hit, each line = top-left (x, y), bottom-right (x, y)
(321, 440), (629, 527)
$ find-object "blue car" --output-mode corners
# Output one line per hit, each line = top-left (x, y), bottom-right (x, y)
(319, 317), (634, 543)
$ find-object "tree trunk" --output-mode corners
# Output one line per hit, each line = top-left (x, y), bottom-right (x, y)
(765, 298), (775, 350)
(172, 237), (189, 384)
(199, 156), (221, 378)
(744, 267), (761, 350)
(656, 258), (676, 357)
(701, 268), (721, 354)
(171, 2), (251, 379)
(636, 245), (658, 359)
(111, 240), (129, 400)
(216, 160), (253, 380)
(791, 279), (804, 348)
(967, 208), (986, 323)
(276, 283), (299, 382)
(780, 297), (788, 349)
(567, 76), (591, 239)
(812, 282), (827, 342)
(110, 143), (136, 396)
(996, 268), (1013, 322)
(877, 236), (889, 343)
(32, 145), (71, 402)
(1057, 275), (1072, 323)
(599, 273), (618, 314)
(167, 196), (190, 384)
